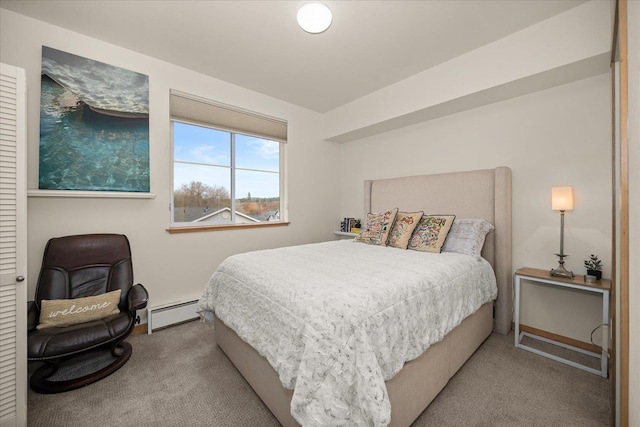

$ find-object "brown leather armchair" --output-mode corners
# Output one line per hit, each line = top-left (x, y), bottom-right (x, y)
(27, 234), (148, 393)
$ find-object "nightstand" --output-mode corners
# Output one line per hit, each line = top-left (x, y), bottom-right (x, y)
(514, 267), (610, 378)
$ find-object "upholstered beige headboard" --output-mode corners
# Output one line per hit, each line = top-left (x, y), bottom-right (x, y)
(364, 167), (512, 335)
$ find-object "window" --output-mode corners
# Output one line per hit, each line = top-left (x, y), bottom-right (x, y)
(170, 91), (286, 227)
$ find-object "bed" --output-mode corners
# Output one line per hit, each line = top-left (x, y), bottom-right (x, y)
(198, 166), (512, 427)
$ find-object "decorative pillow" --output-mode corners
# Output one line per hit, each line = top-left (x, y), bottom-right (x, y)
(407, 214), (456, 253)
(442, 218), (495, 257)
(355, 208), (399, 246)
(37, 289), (121, 329)
(387, 211), (424, 249)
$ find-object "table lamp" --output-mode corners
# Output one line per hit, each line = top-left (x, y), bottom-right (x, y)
(550, 186), (574, 278)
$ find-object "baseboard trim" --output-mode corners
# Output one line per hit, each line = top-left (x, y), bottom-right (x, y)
(513, 323), (601, 354)
(132, 323), (147, 336)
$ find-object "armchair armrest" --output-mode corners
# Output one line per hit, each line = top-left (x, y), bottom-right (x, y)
(27, 301), (39, 332)
(128, 283), (149, 314)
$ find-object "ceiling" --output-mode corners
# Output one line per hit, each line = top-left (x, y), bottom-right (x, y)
(0, 0), (587, 113)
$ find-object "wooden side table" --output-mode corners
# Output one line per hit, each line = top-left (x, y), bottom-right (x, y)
(514, 267), (610, 378)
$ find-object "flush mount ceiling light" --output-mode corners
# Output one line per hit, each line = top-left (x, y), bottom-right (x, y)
(297, 3), (332, 34)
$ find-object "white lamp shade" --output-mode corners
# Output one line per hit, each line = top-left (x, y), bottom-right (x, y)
(297, 3), (332, 34)
(551, 186), (574, 211)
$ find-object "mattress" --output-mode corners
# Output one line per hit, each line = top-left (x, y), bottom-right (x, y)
(198, 240), (497, 426)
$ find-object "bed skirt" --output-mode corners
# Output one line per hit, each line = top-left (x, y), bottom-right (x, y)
(214, 301), (494, 427)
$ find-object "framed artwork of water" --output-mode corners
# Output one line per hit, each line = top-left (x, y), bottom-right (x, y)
(39, 46), (150, 192)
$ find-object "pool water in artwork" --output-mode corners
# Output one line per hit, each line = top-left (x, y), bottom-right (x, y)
(39, 76), (150, 192)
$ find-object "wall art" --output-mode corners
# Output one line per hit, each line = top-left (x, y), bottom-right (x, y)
(39, 46), (150, 192)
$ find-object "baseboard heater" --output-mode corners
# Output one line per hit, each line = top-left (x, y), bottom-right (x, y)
(147, 299), (199, 334)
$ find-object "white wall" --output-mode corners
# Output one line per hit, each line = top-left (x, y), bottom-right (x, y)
(338, 74), (612, 343)
(0, 6), (615, 345)
(0, 10), (341, 317)
(324, 0), (611, 142)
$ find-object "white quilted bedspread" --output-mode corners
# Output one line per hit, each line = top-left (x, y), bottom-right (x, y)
(198, 240), (497, 426)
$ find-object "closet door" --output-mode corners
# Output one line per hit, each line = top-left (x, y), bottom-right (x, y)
(0, 63), (27, 427)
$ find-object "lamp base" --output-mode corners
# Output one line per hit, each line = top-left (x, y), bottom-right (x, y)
(550, 264), (574, 279)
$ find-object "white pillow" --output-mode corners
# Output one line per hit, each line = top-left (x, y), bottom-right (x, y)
(442, 218), (494, 257)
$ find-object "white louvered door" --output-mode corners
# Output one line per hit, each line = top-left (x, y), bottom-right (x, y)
(0, 63), (27, 427)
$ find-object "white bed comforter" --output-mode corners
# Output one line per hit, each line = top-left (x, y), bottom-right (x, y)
(198, 240), (497, 426)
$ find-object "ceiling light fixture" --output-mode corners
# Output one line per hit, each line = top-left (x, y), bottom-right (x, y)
(297, 3), (332, 34)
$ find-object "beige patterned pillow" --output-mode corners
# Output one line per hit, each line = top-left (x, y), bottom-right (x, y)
(37, 289), (121, 329)
(407, 214), (456, 253)
(387, 211), (424, 249)
(355, 208), (398, 246)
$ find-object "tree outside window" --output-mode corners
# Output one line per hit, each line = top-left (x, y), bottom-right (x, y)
(172, 122), (281, 224)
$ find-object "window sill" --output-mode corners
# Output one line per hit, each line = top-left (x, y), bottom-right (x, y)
(28, 189), (156, 199)
(167, 221), (290, 234)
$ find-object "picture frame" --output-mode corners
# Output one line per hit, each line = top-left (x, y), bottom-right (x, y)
(39, 46), (150, 193)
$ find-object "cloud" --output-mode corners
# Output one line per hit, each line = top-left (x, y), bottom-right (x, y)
(250, 139), (279, 160)
(190, 144), (228, 165)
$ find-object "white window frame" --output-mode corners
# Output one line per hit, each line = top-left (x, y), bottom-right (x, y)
(168, 91), (287, 233)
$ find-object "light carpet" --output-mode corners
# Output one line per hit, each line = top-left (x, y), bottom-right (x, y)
(27, 320), (610, 426)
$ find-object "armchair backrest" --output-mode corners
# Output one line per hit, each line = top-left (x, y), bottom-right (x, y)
(34, 234), (134, 311)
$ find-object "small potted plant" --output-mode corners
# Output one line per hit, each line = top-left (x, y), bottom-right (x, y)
(584, 254), (603, 280)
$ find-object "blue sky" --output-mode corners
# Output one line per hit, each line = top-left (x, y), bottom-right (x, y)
(173, 122), (280, 198)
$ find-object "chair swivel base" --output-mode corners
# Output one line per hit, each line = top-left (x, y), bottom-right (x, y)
(30, 342), (132, 394)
